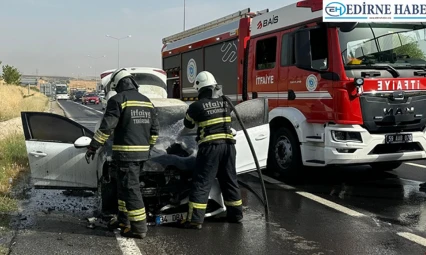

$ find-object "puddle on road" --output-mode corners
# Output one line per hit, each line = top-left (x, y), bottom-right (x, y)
(13, 188), (98, 230)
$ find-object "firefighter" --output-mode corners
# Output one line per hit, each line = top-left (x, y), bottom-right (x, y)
(85, 68), (159, 239)
(180, 71), (243, 229)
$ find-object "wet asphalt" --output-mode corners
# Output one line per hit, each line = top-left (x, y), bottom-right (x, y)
(8, 99), (426, 255)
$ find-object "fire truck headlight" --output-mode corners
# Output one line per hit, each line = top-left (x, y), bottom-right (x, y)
(354, 78), (364, 86)
(331, 131), (362, 143)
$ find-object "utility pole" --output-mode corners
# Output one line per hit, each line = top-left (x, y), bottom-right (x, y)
(183, 0), (186, 31)
(105, 35), (131, 68)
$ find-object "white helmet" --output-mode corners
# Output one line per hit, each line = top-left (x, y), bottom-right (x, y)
(108, 68), (133, 91)
(193, 71), (217, 91)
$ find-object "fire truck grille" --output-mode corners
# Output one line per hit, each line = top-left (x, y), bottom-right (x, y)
(359, 92), (426, 134)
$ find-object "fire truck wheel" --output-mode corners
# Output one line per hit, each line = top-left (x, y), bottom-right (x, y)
(268, 126), (302, 174)
(369, 161), (402, 171)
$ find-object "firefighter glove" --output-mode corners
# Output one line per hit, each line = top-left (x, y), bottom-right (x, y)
(85, 146), (97, 164)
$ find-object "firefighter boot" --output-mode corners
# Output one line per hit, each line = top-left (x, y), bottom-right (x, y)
(178, 219), (202, 230)
(120, 220), (148, 239)
(107, 216), (129, 231)
(420, 182), (426, 191)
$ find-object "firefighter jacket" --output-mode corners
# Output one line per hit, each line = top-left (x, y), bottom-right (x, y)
(90, 84), (159, 161)
(183, 89), (235, 146)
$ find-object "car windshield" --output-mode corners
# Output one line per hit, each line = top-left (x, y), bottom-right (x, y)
(86, 93), (96, 97)
(56, 86), (67, 94)
(339, 23), (426, 68)
(132, 73), (166, 89)
(105, 72), (167, 93)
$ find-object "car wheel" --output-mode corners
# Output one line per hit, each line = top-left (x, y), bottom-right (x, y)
(369, 161), (402, 171)
(268, 126), (302, 175)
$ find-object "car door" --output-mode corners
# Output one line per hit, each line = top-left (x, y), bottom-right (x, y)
(21, 112), (98, 189)
(231, 98), (270, 174)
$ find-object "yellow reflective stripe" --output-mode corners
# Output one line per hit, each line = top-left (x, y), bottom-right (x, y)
(149, 135), (158, 145)
(224, 199), (242, 207)
(200, 127), (205, 140)
(189, 201), (207, 210)
(127, 208), (146, 217)
(128, 214), (146, 221)
(94, 130), (110, 143)
(198, 117), (231, 127)
(112, 145), (150, 151)
(185, 113), (195, 124)
(118, 206), (127, 212)
(198, 133), (234, 144)
(121, 101), (153, 109)
(118, 200), (126, 206)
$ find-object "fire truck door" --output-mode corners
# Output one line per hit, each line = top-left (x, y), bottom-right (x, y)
(288, 25), (332, 121)
(250, 34), (279, 109)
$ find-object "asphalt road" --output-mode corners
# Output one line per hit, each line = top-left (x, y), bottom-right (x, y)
(9, 99), (426, 255)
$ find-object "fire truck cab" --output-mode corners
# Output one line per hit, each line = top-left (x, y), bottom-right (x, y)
(161, 0), (426, 174)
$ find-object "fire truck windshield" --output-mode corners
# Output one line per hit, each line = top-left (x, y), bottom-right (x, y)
(338, 23), (426, 68)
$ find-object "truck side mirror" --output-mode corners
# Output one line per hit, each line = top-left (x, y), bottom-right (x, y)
(295, 30), (312, 69)
(339, 22), (358, 33)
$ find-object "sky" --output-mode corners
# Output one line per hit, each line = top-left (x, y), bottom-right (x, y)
(0, 0), (296, 77)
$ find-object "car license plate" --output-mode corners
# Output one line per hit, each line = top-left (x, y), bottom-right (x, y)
(90, 100), (95, 102)
(155, 213), (187, 225)
(385, 133), (413, 144)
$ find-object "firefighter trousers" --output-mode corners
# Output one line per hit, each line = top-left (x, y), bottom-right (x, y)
(117, 161), (147, 234)
(187, 143), (243, 224)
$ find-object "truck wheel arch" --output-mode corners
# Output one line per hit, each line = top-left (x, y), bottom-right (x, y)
(269, 107), (311, 143)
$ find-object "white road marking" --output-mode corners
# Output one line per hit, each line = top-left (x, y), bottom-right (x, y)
(72, 101), (104, 114)
(397, 232), (426, 247)
(56, 100), (76, 121)
(114, 230), (143, 255)
(249, 172), (296, 190)
(249, 173), (365, 217)
(405, 162), (426, 169)
(296, 191), (366, 217)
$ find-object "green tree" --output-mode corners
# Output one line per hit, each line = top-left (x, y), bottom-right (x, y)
(393, 41), (425, 59)
(2, 65), (21, 85)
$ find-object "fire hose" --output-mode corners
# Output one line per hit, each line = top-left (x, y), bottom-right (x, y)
(221, 95), (270, 216)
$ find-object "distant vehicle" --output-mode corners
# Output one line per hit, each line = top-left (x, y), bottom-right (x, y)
(99, 67), (167, 110)
(73, 90), (85, 102)
(55, 84), (69, 100)
(82, 93), (99, 105)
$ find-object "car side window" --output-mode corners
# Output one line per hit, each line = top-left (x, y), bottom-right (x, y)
(26, 113), (89, 143)
(231, 98), (268, 131)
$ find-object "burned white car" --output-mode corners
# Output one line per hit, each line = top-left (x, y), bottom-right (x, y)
(20, 98), (270, 224)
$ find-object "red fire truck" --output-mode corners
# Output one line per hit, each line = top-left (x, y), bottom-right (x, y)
(161, 0), (426, 174)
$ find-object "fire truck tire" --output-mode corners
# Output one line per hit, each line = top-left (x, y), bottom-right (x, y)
(369, 161), (402, 171)
(268, 126), (302, 174)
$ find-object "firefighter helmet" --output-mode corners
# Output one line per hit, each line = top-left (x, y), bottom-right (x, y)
(109, 68), (133, 90)
(193, 71), (217, 91)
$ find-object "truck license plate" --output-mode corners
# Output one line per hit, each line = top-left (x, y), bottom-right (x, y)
(385, 133), (412, 144)
(155, 213), (186, 225)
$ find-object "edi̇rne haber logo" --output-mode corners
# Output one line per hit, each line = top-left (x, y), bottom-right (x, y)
(323, 1), (426, 22)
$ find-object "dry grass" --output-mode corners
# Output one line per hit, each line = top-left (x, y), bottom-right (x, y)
(0, 84), (48, 121)
(68, 80), (97, 90)
(0, 132), (29, 212)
